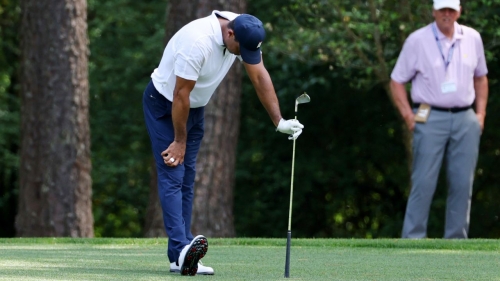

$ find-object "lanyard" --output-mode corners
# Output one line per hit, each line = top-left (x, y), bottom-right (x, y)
(432, 23), (456, 71)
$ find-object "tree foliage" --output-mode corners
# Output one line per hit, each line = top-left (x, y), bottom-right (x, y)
(87, 0), (165, 237)
(265, 0), (431, 89)
(1, 0), (499, 238)
(0, 0), (20, 237)
(233, 0), (500, 238)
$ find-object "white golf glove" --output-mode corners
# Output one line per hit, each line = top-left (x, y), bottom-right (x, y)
(276, 118), (304, 140)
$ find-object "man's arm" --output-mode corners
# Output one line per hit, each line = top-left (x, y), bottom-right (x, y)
(243, 59), (282, 126)
(474, 75), (488, 131)
(161, 76), (196, 166)
(390, 79), (415, 131)
(243, 58), (304, 139)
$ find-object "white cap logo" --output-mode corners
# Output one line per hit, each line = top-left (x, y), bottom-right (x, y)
(256, 42), (262, 48)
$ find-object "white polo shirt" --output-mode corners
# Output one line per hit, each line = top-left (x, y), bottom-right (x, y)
(151, 10), (242, 108)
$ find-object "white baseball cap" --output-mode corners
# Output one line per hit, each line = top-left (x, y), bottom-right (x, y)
(433, 0), (460, 11)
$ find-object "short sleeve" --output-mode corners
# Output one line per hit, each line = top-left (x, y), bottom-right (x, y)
(474, 33), (488, 77)
(174, 41), (208, 81)
(391, 35), (418, 84)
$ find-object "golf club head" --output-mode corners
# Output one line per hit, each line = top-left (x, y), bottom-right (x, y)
(295, 93), (311, 112)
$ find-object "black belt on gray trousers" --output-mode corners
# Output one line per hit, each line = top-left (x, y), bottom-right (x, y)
(413, 103), (472, 113)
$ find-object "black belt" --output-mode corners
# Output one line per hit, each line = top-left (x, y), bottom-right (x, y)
(413, 103), (471, 113)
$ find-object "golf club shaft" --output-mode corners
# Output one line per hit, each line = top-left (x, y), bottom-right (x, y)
(287, 121), (296, 231)
(284, 93), (310, 278)
(284, 114), (297, 278)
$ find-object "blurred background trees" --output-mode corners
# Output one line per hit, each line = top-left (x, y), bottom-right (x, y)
(1, 0), (499, 238)
(0, 0), (20, 238)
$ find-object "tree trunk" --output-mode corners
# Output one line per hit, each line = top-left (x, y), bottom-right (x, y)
(191, 61), (242, 237)
(143, 0), (245, 237)
(16, 0), (93, 237)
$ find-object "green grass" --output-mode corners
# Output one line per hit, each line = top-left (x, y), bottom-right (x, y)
(0, 238), (499, 280)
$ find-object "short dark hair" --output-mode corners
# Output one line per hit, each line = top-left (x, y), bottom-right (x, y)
(227, 20), (239, 42)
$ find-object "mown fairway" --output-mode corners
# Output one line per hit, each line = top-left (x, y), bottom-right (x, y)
(0, 238), (499, 280)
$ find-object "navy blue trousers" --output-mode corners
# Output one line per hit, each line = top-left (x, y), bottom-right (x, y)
(142, 81), (205, 262)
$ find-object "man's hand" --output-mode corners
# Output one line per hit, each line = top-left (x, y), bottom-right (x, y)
(161, 141), (186, 167)
(403, 112), (416, 132)
(276, 118), (304, 140)
(476, 112), (485, 131)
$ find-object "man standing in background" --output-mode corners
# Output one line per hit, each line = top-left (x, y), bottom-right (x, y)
(390, 0), (488, 238)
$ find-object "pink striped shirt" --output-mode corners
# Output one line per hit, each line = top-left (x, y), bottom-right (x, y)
(391, 22), (488, 108)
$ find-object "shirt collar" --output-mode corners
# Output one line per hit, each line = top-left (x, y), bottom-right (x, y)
(433, 21), (464, 41)
(210, 11), (225, 47)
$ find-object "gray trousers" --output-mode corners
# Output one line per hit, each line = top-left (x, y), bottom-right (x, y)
(402, 108), (481, 239)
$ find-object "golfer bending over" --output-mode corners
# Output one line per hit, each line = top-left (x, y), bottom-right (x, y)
(142, 10), (304, 276)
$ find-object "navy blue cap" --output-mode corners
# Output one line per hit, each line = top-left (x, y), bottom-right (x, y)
(233, 14), (266, 64)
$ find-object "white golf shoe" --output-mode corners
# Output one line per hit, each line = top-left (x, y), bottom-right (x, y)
(170, 260), (214, 275)
(175, 235), (209, 276)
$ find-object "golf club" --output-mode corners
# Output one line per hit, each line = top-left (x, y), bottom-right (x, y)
(284, 93), (310, 278)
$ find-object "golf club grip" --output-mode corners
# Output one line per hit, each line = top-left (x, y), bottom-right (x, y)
(288, 137), (296, 231)
(284, 230), (291, 278)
